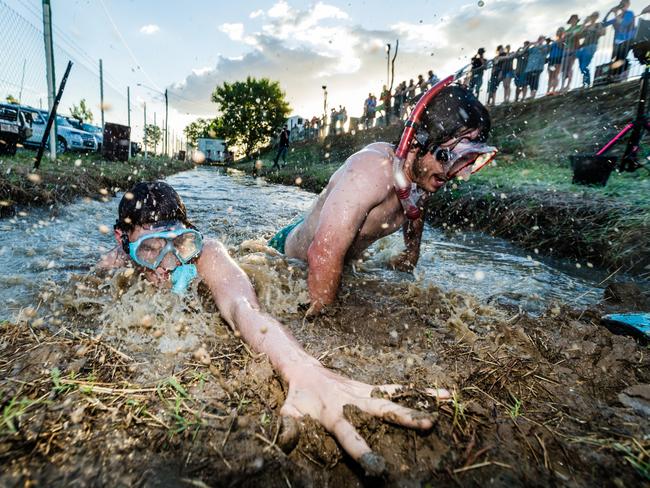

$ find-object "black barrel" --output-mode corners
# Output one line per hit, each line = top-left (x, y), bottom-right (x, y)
(570, 154), (617, 186)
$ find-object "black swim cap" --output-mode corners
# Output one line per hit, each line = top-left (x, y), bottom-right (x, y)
(115, 181), (193, 232)
(415, 85), (491, 148)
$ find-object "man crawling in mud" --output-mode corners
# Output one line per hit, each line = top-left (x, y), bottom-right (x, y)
(98, 181), (450, 476)
(268, 82), (495, 315)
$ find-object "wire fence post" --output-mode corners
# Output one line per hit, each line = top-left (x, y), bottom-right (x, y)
(99, 58), (104, 129)
(42, 0), (57, 160)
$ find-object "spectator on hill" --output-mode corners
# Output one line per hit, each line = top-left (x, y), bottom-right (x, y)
(406, 79), (417, 103)
(272, 126), (290, 170)
(524, 36), (549, 99)
(514, 41), (531, 101)
(329, 108), (338, 135)
(427, 70), (440, 87)
(577, 12), (605, 87)
(468, 48), (487, 97)
(417, 74), (428, 94)
(364, 93), (376, 129)
(547, 27), (566, 95)
(338, 105), (347, 134)
(380, 85), (392, 126)
(561, 14), (582, 91)
(486, 45), (504, 107)
(393, 81), (405, 121)
(603, 0), (637, 79)
(500, 45), (516, 103)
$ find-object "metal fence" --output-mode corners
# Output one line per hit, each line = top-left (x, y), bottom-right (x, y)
(0, 0), (165, 151)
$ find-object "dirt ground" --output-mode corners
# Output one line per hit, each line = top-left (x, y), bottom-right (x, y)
(1, 244), (649, 487)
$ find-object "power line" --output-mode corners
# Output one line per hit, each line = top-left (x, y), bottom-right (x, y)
(96, 0), (162, 92)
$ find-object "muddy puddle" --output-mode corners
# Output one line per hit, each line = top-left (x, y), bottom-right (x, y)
(1, 167), (649, 486)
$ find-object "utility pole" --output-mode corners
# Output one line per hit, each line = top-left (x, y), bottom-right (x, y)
(386, 43), (391, 87)
(19, 59), (26, 102)
(127, 85), (131, 159)
(42, 0), (57, 160)
(143, 102), (147, 158)
(154, 112), (157, 154)
(99, 59), (105, 129)
(164, 89), (168, 157)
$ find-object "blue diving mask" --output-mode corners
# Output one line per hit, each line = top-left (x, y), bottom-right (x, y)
(124, 227), (203, 294)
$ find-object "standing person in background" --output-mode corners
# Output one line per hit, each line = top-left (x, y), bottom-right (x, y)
(393, 82), (405, 122)
(427, 70), (440, 87)
(417, 74), (428, 94)
(577, 12), (605, 87)
(547, 27), (566, 95)
(500, 45), (516, 103)
(524, 36), (549, 100)
(406, 79), (417, 104)
(468, 47), (487, 97)
(381, 85), (392, 126)
(604, 0), (637, 79)
(486, 45), (504, 107)
(561, 15), (581, 92)
(514, 41), (531, 102)
(366, 94), (376, 129)
(272, 126), (290, 170)
(329, 108), (338, 135)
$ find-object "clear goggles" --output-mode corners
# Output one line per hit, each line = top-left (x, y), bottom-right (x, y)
(128, 228), (203, 270)
(426, 139), (497, 180)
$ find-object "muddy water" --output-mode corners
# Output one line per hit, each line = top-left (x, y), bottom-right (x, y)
(0, 166), (610, 319)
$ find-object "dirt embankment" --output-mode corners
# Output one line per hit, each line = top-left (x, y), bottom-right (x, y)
(1, 247), (649, 486)
(0, 155), (194, 217)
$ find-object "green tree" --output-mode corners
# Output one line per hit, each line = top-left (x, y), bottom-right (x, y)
(183, 117), (223, 147)
(69, 99), (94, 123)
(143, 124), (162, 152)
(211, 77), (290, 157)
(5, 94), (19, 104)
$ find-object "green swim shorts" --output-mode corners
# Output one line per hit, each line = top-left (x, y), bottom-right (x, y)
(268, 217), (304, 254)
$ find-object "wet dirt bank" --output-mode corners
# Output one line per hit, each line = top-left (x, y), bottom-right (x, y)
(1, 244), (648, 487)
(0, 153), (194, 217)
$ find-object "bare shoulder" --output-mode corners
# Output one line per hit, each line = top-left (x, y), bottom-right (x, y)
(344, 142), (394, 182)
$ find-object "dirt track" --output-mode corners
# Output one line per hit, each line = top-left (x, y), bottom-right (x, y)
(1, 246), (649, 487)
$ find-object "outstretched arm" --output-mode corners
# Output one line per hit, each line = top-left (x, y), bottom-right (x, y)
(306, 152), (387, 313)
(390, 209), (426, 272)
(198, 240), (449, 475)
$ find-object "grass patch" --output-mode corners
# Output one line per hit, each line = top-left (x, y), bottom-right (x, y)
(0, 149), (194, 215)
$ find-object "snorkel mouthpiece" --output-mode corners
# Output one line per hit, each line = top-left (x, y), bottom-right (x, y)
(393, 75), (455, 220)
(171, 263), (198, 295)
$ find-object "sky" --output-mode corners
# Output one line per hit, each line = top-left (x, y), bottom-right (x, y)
(3, 0), (627, 142)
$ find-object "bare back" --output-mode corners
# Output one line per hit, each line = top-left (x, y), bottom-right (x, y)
(284, 142), (407, 261)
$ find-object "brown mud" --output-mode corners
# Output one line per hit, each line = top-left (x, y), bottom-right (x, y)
(1, 244), (649, 487)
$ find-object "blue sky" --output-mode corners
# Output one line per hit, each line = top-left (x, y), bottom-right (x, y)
(3, 0), (623, 142)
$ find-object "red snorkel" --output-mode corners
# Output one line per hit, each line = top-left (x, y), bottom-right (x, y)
(393, 75), (455, 220)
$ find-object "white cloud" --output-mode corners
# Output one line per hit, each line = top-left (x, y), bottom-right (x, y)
(168, 0), (616, 119)
(219, 22), (245, 41)
(139, 24), (160, 35)
(249, 9), (264, 19)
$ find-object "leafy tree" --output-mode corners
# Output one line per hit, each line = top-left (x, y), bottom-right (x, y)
(143, 124), (162, 151)
(183, 117), (223, 147)
(5, 94), (19, 104)
(211, 77), (290, 157)
(69, 99), (93, 123)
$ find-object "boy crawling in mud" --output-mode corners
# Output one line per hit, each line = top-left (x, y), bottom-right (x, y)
(269, 82), (495, 315)
(98, 181), (450, 476)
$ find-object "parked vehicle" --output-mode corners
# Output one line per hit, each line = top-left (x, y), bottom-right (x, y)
(82, 123), (103, 151)
(19, 106), (96, 154)
(0, 103), (32, 155)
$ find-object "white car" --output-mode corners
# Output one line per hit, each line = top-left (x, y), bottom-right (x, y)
(20, 106), (97, 154)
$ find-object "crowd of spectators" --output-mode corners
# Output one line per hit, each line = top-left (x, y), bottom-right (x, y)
(297, 1), (650, 138)
(466, 0), (646, 106)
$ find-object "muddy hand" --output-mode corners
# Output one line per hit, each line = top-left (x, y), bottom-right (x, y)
(281, 362), (450, 476)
